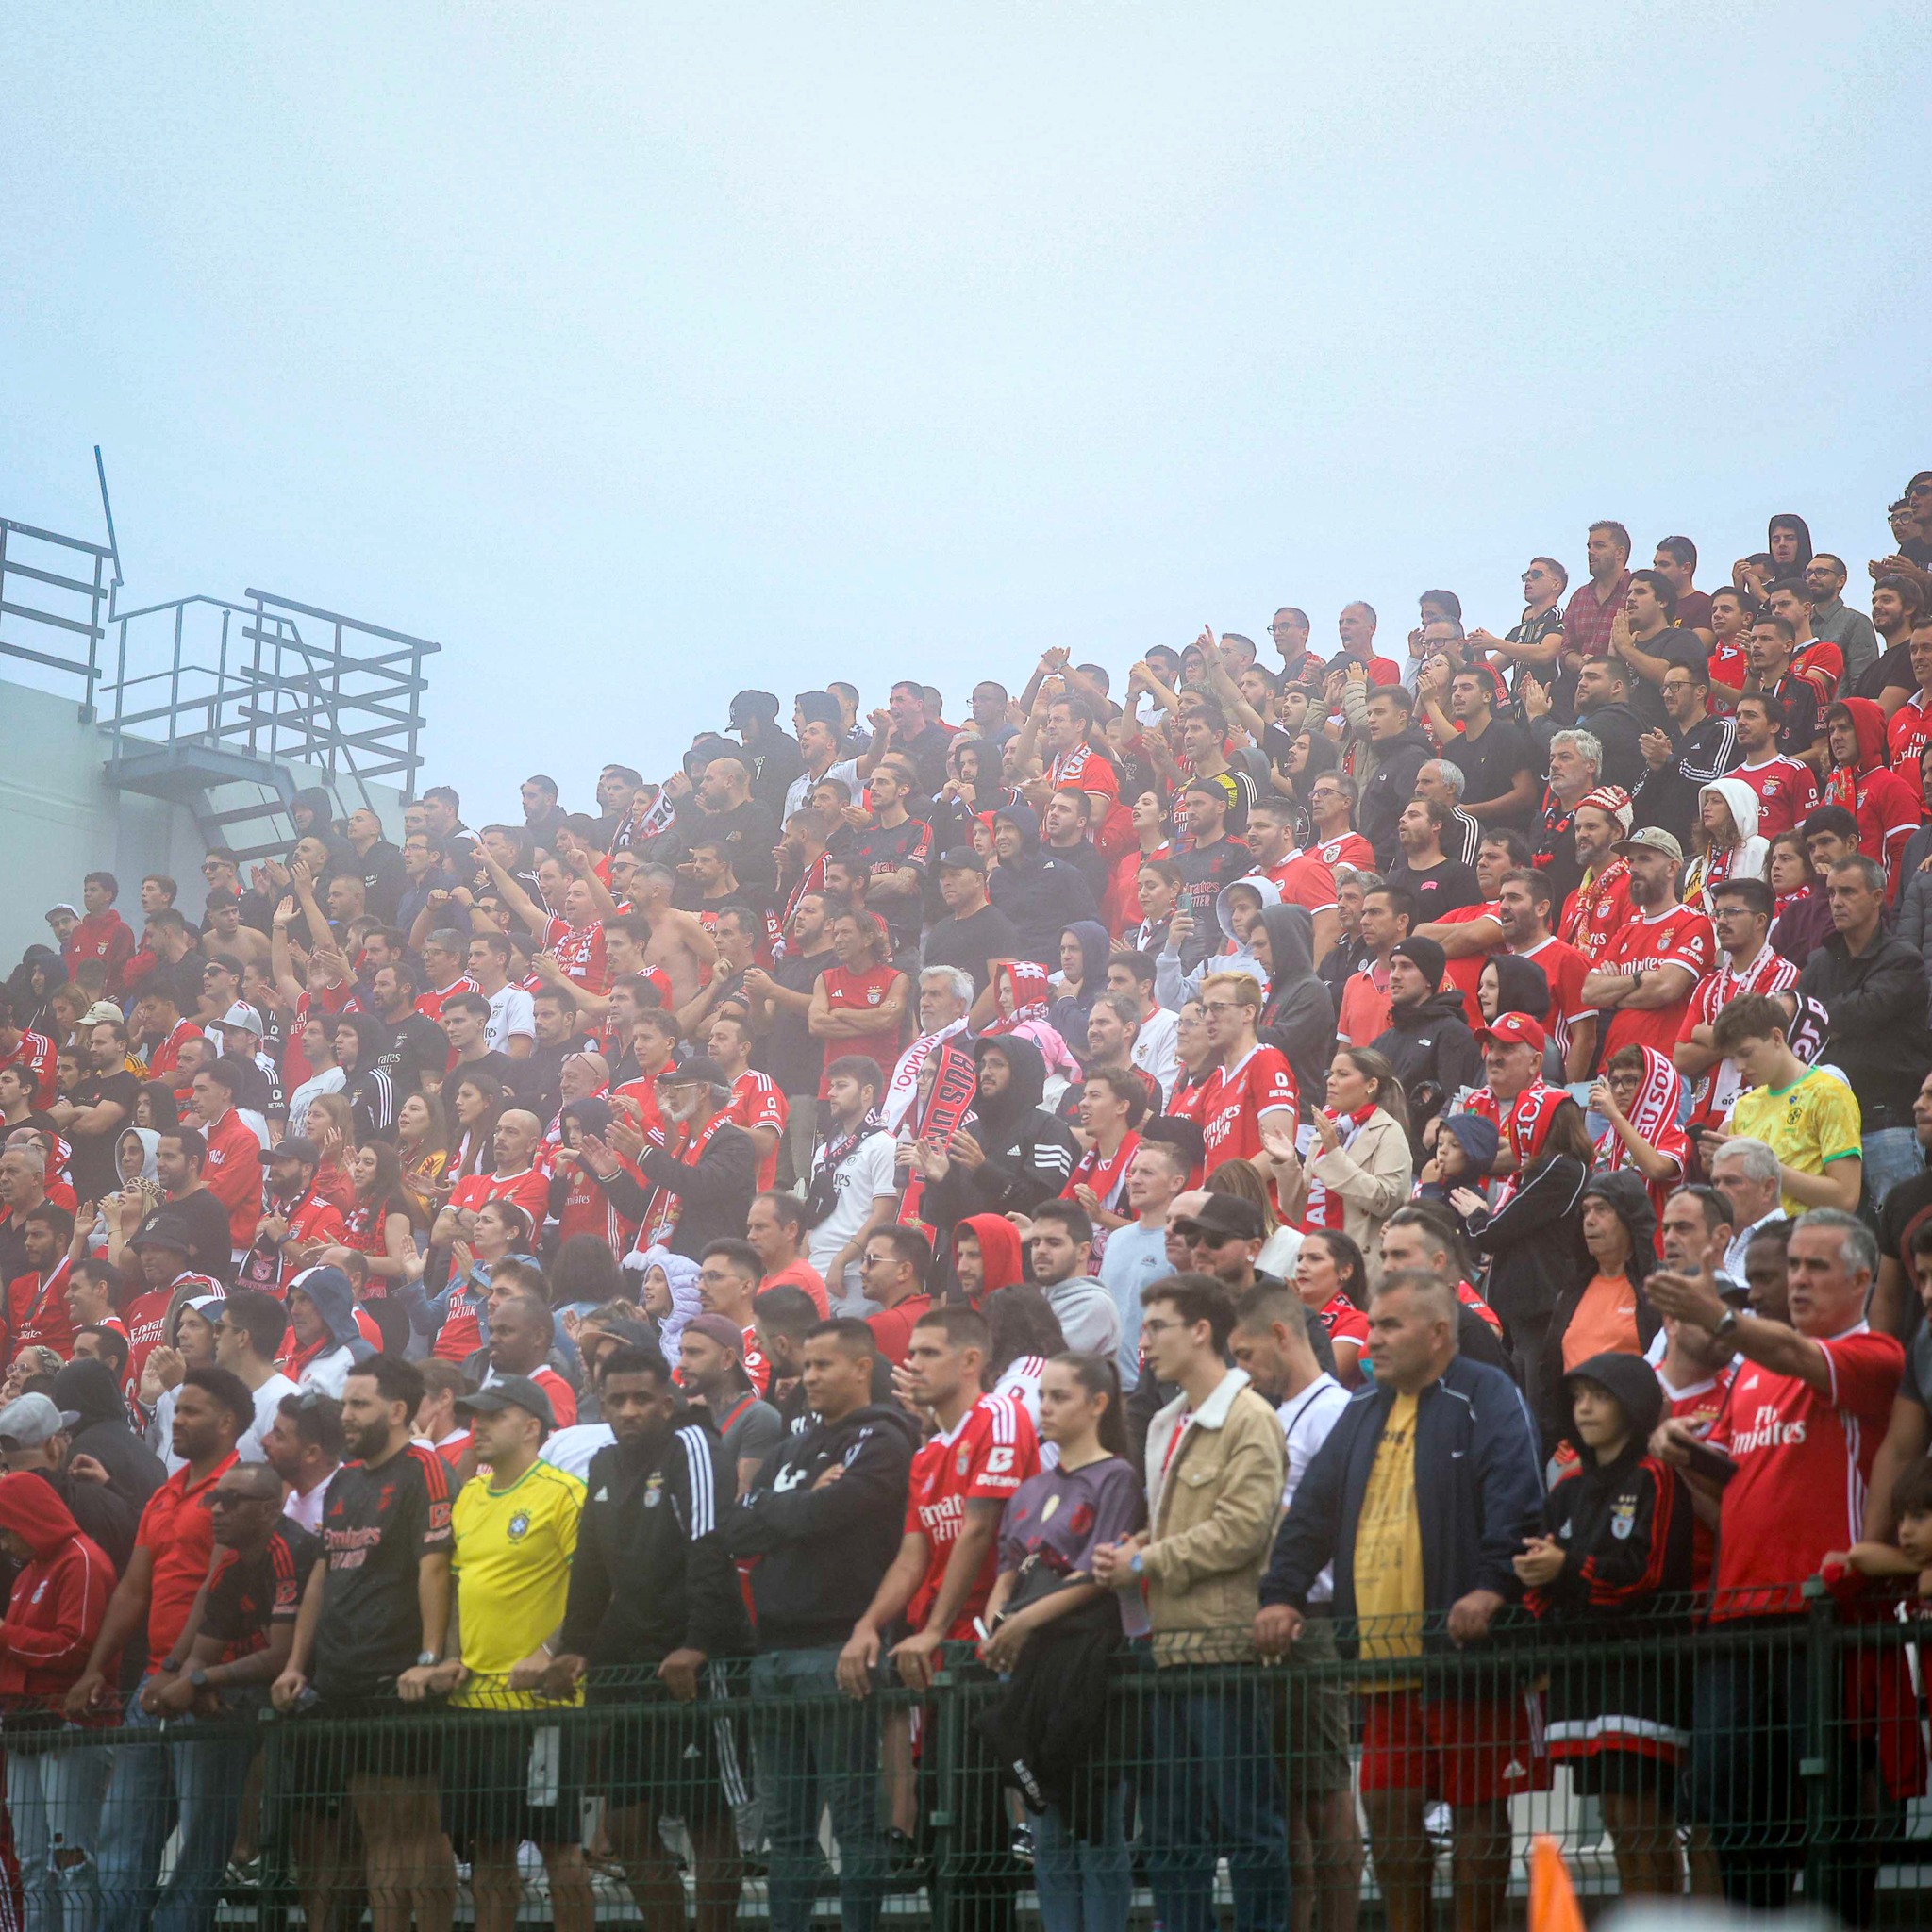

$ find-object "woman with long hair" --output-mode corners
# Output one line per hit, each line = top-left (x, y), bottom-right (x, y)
(401, 1196), (536, 1362)
(980, 1352), (1145, 1932)
(394, 1090), (453, 1224)
(1203, 1157), (1301, 1279)
(300, 1091), (358, 1211)
(549, 1234), (625, 1322)
(1262, 1047), (1413, 1287)
(342, 1140), (419, 1291)
(46, 986), (87, 1052)
(133, 1081), (178, 1133)
(447, 1071), (506, 1182)
(1291, 1227), (1374, 1387)
(330, 1011), (396, 1142)
(985, 1286), (1069, 1424)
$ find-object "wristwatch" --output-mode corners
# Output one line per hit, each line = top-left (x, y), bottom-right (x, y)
(416, 1650), (439, 1669)
(1711, 1308), (1740, 1343)
(188, 1667), (210, 1690)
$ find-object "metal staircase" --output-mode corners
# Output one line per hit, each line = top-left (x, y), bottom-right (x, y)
(1, 454), (440, 859)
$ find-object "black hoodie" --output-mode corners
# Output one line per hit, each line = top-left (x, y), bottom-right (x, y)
(1256, 904), (1335, 1113)
(1370, 985), (1481, 1151)
(725, 1401), (920, 1651)
(988, 808), (1102, 965)
(558, 1412), (750, 1676)
(1359, 725), (1436, 865)
(924, 1034), (1078, 1235)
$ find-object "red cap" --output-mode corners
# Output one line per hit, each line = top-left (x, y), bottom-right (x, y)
(1474, 1010), (1546, 1054)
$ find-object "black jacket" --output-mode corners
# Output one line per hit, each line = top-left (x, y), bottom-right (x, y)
(1629, 713), (1740, 846)
(1463, 1153), (1592, 1331)
(924, 1035), (1077, 1239)
(988, 808), (1102, 964)
(594, 1118), (758, 1258)
(1798, 927), (1932, 1133)
(724, 1401), (920, 1652)
(1370, 988), (1482, 1150)
(1360, 728), (1435, 865)
(1256, 904), (1336, 1116)
(1574, 700), (1646, 792)
(558, 1414), (750, 1675)
(1262, 1354), (1544, 1651)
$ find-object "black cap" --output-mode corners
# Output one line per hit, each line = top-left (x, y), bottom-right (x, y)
(656, 1056), (731, 1089)
(937, 847), (987, 874)
(129, 1213), (192, 1253)
(1389, 936), (1447, 987)
(455, 1374), (556, 1435)
(1173, 1193), (1267, 1243)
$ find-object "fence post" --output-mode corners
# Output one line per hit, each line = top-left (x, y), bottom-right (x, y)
(1799, 1576), (1840, 1908)
(927, 1655), (964, 1932)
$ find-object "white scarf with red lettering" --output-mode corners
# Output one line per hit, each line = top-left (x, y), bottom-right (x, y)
(1297, 1105), (1376, 1232)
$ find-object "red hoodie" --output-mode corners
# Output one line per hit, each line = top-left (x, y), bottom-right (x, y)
(955, 1213), (1025, 1307)
(62, 909), (137, 996)
(1824, 696), (1924, 901)
(0, 1474), (117, 1715)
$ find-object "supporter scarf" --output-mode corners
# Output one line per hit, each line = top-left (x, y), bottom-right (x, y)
(776, 853), (831, 955)
(1592, 1045), (1690, 1232)
(1297, 1105), (1377, 1231)
(1475, 1078), (1568, 1206)
(638, 1111), (728, 1249)
(987, 961), (1051, 1029)
(1560, 857), (1630, 958)
(897, 1041), (978, 1230)
(633, 786), (679, 845)
(884, 1018), (970, 1130)
(1067, 1125), (1141, 1217)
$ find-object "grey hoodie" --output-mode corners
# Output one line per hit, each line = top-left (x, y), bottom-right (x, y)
(1043, 1274), (1123, 1358)
(1155, 872), (1279, 1011)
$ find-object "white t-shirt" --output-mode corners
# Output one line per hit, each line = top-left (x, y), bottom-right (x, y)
(1132, 1005), (1180, 1105)
(485, 982), (537, 1052)
(541, 1422), (615, 1480)
(287, 1066), (346, 1133)
(805, 1130), (899, 1307)
(784, 758), (862, 824)
(284, 1469), (337, 1535)
(245, 1371), (302, 1462)
(298, 1345), (355, 1400)
(1277, 1372), (1351, 1603)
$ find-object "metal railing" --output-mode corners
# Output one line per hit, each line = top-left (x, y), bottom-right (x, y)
(0, 514), (113, 710)
(98, 588), (440, 810)
(7, 1588), (1928, 1925)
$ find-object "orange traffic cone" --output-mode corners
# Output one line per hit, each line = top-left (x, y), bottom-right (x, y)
(1529, 1833), (1585, 1932)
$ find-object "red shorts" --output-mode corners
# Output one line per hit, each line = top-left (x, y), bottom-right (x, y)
(1359, 1687), (1548, 1806)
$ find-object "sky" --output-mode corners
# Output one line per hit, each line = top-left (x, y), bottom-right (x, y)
(6, 4), (1928, 817)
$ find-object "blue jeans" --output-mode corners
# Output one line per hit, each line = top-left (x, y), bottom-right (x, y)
(1032, 1782), (1131, 1932)
(748, 1647), (883, 1932)
(1861, 1128), (1922, 1214)
(95, 1680), (257, 1932)
(1143, 1680), (1290, 1932)
(7, 1732), (111, 1932)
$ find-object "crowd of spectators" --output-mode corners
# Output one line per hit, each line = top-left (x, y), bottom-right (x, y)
(2, 474), (1932, 1927)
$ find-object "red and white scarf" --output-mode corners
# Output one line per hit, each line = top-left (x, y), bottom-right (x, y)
(1296, 1105), (1376, 1232)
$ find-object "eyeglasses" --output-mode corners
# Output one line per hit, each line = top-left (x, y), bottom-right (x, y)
(1201, 1001), (1242, 1016)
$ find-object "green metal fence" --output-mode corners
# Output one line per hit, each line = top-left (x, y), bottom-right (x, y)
(7, 1586), (1929, 1925)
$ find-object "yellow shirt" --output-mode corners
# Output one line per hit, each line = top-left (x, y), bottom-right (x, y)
(1353, 1391), (1424, 1678)
(450, 1458), (585, 1708)
(1726, 1067), (1862, 1215)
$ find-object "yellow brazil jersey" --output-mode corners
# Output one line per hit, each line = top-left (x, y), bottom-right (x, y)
(1352, 1391), (1425, 1685)
(450, 1458), (585, 1708)
(1726, 1067), (1862, 1216)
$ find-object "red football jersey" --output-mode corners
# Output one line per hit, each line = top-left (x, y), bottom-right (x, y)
(1197, 1045), (1299, 1168)
(0, 1030), (58, 1109)
(724, 1070), (789, 1192)
(542, 916), (610, 996)
(904, 1392), (1039, 1638)
(1730, 757), (1820, 843)
(1509, 935), (1594, 1059)
(1662, 1367), (1732, 1594)
(1262, 851), (1340, 917)
(415, 975), (481, 1024)
(1595, 906), (1716, 1059)
(1709, 1328), (1902, 1620)
(449, 1166), (552, 1229)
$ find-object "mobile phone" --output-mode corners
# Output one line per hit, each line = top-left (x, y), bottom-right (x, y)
(1681, 1437), (1739, 1488)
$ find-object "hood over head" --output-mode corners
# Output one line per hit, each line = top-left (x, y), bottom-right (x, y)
(0, 1471), (85, 1559)
(1486, 953), (1552, 1027)
(1214, 873), (1283, 946)
(793, 690), (843, 729)
(290, 787), (336, 829)
(1060, 921), (1111, 992)
(1701, 776), (1760, 842)
(558, 1096), (613, 1143)
(626, 1244), (704, 1357)
(1561, 1349), (1666, 1452)
(957, 1213), (1025, 1294)
(1257, 903), (1316, 985)
(49, 1357), (134, 1437)
(1767, 512), (1813, 566)
(1579, 1168), (1658, 1285)
(1438, 1112), (1499, 1177)
(974, 1030), (1049, 1126)
(1827, 697), (1890, 775)
(116, 1126), (159, 1184)
(993, 805), (1041, 852)
(287, 1266), (376, 1362)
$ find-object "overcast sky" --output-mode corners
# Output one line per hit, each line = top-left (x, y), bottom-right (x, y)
(6, 4), (1927, 815)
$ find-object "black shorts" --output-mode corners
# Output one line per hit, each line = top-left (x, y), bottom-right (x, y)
(1567, 1745), (1677, 1800)
(442, 1709), (585, 1850)
(289, 1697), (444, 1816)
(590, 1672), (750, 1824)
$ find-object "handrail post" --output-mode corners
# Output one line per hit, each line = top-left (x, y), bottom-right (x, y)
(168, 604), (183, 747)
(83, 549), (103, 722)
(1799, 1576), (1840, 1912)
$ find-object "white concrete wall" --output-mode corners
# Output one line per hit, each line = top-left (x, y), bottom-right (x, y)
(0, 675), (405, 976)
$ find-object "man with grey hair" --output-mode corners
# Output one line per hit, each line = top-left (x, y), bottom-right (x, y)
(1649, 1205), (1903, 1917)
(881, 965), (974, 1141)
(1413, 759), (1481, 867)
(1533, 727), (1604, 914)
(1707, 1138), (1785, 1279)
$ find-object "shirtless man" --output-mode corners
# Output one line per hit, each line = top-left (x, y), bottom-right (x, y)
(626, 861), (717, 1009)
(198, 894), (272, 972)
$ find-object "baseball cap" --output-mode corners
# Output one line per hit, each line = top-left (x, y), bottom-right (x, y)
(0, 1393), (78, 1450)
(1173, 1192), (1267, 1244)
(937, 847), (987, 874)
(455, 1375), (556, 1435)
(79, 1001), (125, 1029)
(219, 1002), (265, 1037)
(1388, 937), (1447, 987)
(44, 905), (79, 922)
(1474, 1010), (1547, 1054)
(1612, 826), (1684, 864)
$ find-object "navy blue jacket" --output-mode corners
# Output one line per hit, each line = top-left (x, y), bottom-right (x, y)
(1261, 1354), (1543, 1654)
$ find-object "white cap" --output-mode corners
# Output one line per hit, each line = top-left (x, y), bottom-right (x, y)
(219, 1001), (265, 1037)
